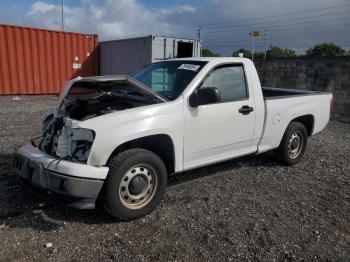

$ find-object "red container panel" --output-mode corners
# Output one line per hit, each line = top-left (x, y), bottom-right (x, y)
(0, 24), (98, 94)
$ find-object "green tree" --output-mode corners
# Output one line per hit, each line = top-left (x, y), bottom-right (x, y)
(305, 43), (347, 57)
(266, 46), (297, 57)
(202, 48), (221, 57)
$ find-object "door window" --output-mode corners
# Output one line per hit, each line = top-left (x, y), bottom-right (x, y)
(200, 65), (248, 102)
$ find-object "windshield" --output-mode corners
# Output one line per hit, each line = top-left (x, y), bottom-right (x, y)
(134, 60), (207, 101)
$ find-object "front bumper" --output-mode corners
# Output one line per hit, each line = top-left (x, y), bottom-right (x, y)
(12, 143), (109, 209)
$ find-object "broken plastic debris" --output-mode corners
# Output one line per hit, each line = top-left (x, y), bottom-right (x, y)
(45, 243), (53, 248)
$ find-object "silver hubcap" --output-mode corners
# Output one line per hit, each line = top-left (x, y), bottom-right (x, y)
(288, 132), (303, 159)
(119, 166), (157, 209)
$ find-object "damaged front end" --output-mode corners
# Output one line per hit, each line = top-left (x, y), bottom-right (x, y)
(34, 111), (95, 163)
(34, 75), (165, 163)
(35, 112), (95, 163)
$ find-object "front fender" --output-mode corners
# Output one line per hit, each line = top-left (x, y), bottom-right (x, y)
(79, 99), (184, 172)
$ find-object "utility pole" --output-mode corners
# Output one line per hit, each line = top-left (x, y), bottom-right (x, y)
(61, 0), (64, 31)
(250, 31), (261, 62)
(197, 26), (202, 57)
(252, 35), (255, 62)
(264, 30), (270, 62)
(261, 30), (270, 80)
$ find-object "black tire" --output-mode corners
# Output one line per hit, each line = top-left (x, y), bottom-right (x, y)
(103, 148), (167, 221)
(274, 122), (308, 166)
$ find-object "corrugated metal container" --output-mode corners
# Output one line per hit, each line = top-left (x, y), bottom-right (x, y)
(0, 24), (98, 94)
(100, 35), (202, 76)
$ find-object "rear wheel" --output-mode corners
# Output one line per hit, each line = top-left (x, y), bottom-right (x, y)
(274, 122), (308, 166)
(103, 148), (167, 221)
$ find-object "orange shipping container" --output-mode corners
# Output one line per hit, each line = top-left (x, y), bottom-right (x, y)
(0, 24), (98, 94)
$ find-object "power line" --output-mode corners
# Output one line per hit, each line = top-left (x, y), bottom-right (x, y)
(268, 36), (350, 42)
(204, 41), (350, 49)
(165, 4), (350, 33)
(201, 16), (350, 35)
(199, 10), (350, 33)
(158, 2), (350, 35)
(161, 18), (350, 40)
(201, 27), (350, 41)
(196, 3), (350, 28)
(204, 43), (350, 49)
(200, 17), (350, 36)
(203, 34), (350, 45)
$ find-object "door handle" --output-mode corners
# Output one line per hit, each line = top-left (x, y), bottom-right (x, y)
(239, 105), (254, 115)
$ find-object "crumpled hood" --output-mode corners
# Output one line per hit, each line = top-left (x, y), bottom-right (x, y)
(58, 75), (167, 106)
(57, 75), (167, 121)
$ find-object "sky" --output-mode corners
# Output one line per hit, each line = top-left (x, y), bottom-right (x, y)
(0, 0), (350, 56)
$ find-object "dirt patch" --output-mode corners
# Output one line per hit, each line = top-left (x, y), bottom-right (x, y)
(0, 95), (349, 261)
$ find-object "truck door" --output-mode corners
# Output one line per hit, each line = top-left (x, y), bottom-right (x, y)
(183, 64), (256, 168)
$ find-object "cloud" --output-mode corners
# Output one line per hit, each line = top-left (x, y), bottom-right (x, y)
(15, 0), (350, 55)
(158, 5), (197, 15)
(28, 1), (55, 15)
(26, 0), (197, 40)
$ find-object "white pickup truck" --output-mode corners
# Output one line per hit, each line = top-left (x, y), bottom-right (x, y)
(13, 57), (332, 220)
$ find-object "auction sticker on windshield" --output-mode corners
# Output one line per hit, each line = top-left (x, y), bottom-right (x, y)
(178, 64), (201, 71)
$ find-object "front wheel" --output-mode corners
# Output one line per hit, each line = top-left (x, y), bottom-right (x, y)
(103, 148), (167, 221)
(274, 122), (308, 166)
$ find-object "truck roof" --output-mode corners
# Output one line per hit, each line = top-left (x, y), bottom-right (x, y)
(74, 57), (251, 82)
(164, 57), (252, 63)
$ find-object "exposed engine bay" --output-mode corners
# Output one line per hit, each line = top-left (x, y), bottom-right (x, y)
(60, 76), (165, 121)
(34, 76), (165, 163)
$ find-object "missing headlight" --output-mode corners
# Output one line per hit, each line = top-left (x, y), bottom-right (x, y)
(55, 118), (95, 163)
(71, 140), (93, 162)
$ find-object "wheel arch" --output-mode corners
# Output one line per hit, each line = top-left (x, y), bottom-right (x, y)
(106, 134), (176, 174)
(290, 114), (315, 136)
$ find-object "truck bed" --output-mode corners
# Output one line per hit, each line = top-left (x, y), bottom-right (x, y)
(258, 87), (332, 155)
(262, 87), (328, 99)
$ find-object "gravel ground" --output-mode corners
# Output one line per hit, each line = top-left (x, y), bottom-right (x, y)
(0, 95), (349, 261)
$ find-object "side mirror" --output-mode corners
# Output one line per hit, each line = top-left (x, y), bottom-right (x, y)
(189, 87), (221, 107)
